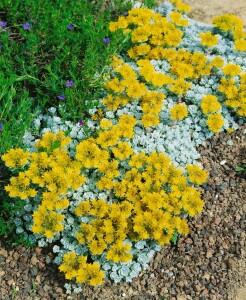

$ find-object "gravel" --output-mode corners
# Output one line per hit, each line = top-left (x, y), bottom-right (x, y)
(0, 125), (245, 300)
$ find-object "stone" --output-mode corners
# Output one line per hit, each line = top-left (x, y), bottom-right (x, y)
(206, 249), (214, 258)
(7, 279), (15, 286)
(0, 249), (8, 258)
(185, 238), (193, 245)
(31, 255), (38, 265)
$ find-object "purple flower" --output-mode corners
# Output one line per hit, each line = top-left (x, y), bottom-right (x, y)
(23, 22), (31, 31)
(78, 119), (84, 126)
(102, 37), (110, 47)
(66, 80), (74, 88)
(122, 11), (128, 16)
(57, 94), (66, 100)
(23, 85), (27, 91)
(0, 21), (7, 28)
(0, 122), (2, 132)
(67, 24), (74, 30)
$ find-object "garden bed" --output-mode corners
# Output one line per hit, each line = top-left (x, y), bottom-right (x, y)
(0, 0), (245, 299)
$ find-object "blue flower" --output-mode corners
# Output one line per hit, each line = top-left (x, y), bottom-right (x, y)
(23, 22), (31, 31)
(67, 24), (74, 30)
(66, 80), (74, 88)
(102, 37), (110, 46)
(0, 122), (2, 132)
(57, 94), (66, 100)
(78, 119), (84, 126)
(0, 21), (7, 28)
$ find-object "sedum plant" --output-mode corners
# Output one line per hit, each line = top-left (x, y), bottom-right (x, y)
(1, 0), (246, 293)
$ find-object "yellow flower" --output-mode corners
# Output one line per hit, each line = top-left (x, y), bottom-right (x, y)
(106, 242), (132, 263)
(170, 12), (189, 27)
(170, 103), (188, 121)
(234, 39), (246, 51)
(210, 56), (224, 68)
(169, 79), (191, 95)
(125, 81), (147, 99)
(115, 63), (137, 79)
(76, 139), (101, 167)
(104, 77), (125, 93)
(182, 187), (204, 217)
(112, 141), (133, 160)
(32, 206), (65, 238)
(141, 113), (160, 128)
(131, 26), (151, 43)
(200, 95), (221, 114)
(96, 176), (116, 190)
(200, 31), (218, 47)
(5, 172), (37, 199)
(77, 262), (104, 286)
(212, 14), (243, 32)
(186, 165), (208, 185)
(88, 239), (107, 255)
(177, 2), (191, 13)
(2, 148), (30, 168)
(223, 63), (242, 76)
(96, 130), (119, 148)
(206, 113), (225, 133)
(99, 119), (113, 130)
(111, 55), (123, 68)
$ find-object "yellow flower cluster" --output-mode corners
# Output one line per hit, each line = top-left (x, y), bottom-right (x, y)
(200, 95), (221, 114)
(186, 165), (208, 185)
(2, 148), (30, 168)
(170, 103), (188, 121)
(206, 113), (225, 133)
(110, 7), (187, 47)
(59, 252), (104, 285)
(222, 63), (242, 76)
(32, 206), (65, 238)
(108, 7), (246, 125)
(199, 31), (219, 47)
(212, 14), (246, 51)
(218, 74), (246, 117)
(199, 94), (224, 133)
(107, 7), (192, 126)
(3, 131), (86, 238)
(74, 149), (206, 252)
(3, 121), (208, 285)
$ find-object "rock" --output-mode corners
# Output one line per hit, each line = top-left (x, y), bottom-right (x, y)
(214, 217), (221, 225)
(31, 266), (38, 276)
(43, 284), (51, 292)
(206, 249), (214, 258)
(7, 279), (15, 286)
(0, 249), (8, 258)
(185, 238), (193, 245)
(0, 271), (5, 277)
(36, 275), (41, 283)
(31, 255), (38, 265)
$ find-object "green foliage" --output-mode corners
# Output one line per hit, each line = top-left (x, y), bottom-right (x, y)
(0, 0), (132, 152)
(235, 165), (246, 172)
(142, 0), (159, 8)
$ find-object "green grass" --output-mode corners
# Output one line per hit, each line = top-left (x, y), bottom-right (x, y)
(0, 0), (158, 245)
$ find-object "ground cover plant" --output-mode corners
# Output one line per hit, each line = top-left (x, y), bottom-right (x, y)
(1, 0), (245, 295)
